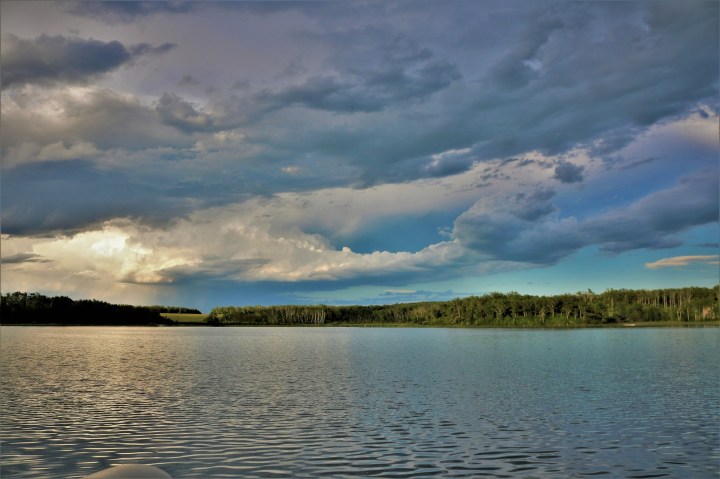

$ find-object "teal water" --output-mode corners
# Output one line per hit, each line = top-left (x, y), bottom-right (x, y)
(1, 327), (718, 478)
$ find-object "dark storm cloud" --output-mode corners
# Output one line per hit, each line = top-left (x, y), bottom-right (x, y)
(240, 1), (717, 187)
(63, 1), (196, 23)
(0, 161), (191, 235)
(421, 149), (477, 177)
(454, 170), (719, 264)
(513, 189), (558, 221)
(473, 1), (716, 154)
(155, 92), (266, 134)
(553, 162), (585, 184)
(490, 0), (714, 166)
(2, 1), (717, 240)
(258, 76), (385, 113)
(581, 170), (720, 254)
(156, 93), (223, 133)
(0, 34), (175, 89)
(453, 187), (580, 264)
(63, 0), (315, 23)
(256, 36), (461, 114)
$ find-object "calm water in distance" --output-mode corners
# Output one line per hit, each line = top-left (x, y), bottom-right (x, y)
(1, 326), (718, 478)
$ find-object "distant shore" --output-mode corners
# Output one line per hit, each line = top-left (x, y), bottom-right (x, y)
(4, 321), (718, 329)
(2, 287), (718, 328)
(208, 321), (720, 329)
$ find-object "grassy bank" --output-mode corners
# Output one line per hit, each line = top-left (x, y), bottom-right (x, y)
(161, 313), (209, 324)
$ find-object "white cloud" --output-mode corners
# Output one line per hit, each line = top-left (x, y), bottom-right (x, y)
(645, 255), (719, 269)
(1, 198), (461, 300)
(281, 165), (300, 174)
(0, 85), (191, 158)
(7, 137), (700, 300)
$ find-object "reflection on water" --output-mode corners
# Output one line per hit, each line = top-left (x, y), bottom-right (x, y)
(1, 327), (718, 478)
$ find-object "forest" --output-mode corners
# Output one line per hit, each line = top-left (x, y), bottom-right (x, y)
(0, 292), (175, 325)
(2, 286), (717, 327)
(208, 286), (720, 327)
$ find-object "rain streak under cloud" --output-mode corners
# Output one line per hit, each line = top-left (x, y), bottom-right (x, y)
(1, 0), (718, 310)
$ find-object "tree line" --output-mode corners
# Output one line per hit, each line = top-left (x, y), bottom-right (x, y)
(3, 286), (717, 327)
(208, 286), (719, 327)
(1, 292), (176, 325)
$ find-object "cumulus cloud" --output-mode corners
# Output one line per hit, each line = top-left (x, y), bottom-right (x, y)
(156, 92), (221, 133)
(645, 255), (719, 269)
(0, 155), (491, 248)
(0, 208), (460, 293)
(2, 165), (716, 304)
(10, 168), (714, 296)
(553, 161), (585, 184)
(0, 34), (175, 89)
(1, 1), (718, 307)
(582, 170), (719, 253)
(1, 139), (101, 169)
(155, 92), (254, 133)
(454, 170), (719, 264)
(453, 187), (582, 264)
(513, 189), (558, 221)
(1, 87), (191, 157)
(423, 148), (475, 177)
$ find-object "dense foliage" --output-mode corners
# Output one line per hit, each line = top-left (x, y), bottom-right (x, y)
(3, 287), (717, 327)
(208, 286), (719, 327)
(1, 292), (175, 325)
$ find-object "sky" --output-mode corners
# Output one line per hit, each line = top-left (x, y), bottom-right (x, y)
(1, 0), (718, 312)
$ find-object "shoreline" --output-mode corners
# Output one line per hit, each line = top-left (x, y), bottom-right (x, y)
(3, 321), (719, 329)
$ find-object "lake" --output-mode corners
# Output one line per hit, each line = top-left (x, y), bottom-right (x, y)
(1, 326), (718, 478)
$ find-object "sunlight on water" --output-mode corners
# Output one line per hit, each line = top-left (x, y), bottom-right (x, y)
(1, 327), (718, 478)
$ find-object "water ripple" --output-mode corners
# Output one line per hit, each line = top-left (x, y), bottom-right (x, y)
(1, 327), (718, 478)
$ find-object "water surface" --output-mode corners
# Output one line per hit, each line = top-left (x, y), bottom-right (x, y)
(1, 327), (718, 478)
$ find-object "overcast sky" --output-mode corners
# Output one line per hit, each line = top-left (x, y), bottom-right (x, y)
(1, 0), (718, 311)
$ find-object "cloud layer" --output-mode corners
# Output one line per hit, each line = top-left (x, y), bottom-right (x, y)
(1, 0), (717, 307)
(454, 170), (719, 264)
(1, 34), (175, 88)
(645, 256), (719, 269)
